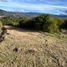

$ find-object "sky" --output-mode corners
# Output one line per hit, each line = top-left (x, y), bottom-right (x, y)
(0, 0), (67, 15)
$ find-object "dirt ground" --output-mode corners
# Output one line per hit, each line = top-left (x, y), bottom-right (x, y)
(0, 25), (67, 67)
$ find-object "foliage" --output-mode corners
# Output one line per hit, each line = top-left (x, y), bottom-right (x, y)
(60, 19), (67, 30)
(0, 16), (20, 26)
(19, 17), (30, 28)
(26, 14), (63, 32)
(0, 14), (66, 33)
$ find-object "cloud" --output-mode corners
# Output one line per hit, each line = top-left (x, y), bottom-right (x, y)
(0, 0), (66, 6)
(9, 0), (67, 6)
(0, 0), (67, 15)
(0, 0), (7, 2)
(59, 9), (67, 14)
(0, 2), (67, 9)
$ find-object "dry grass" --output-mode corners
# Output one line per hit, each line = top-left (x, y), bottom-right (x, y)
(0, 26), (67, 67)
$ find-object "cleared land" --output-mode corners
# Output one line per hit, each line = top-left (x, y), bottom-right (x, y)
(0, 26), (67, 67)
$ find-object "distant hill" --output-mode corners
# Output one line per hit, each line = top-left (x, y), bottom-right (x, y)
(53, 15), (67, 19)
(0, 9), (67, 18)
(0, 9), (8, 16)
(0, 9), (41, 17)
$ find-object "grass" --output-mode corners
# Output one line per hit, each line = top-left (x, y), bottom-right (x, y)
(0, 26), (67, 67)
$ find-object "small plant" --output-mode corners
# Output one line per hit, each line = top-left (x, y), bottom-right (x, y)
(13, 47), (18, 52)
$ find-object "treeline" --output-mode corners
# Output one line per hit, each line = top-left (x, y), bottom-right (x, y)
(0, 14), (67, 33)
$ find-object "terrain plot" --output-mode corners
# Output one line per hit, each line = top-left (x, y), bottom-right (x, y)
(0, 26), (67, 67)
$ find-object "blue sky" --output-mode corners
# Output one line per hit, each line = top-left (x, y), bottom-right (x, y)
(0, 0), (67, 15)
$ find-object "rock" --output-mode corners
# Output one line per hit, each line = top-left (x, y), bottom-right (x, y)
(0, 26), (7, 42)
(61, 29), (67, 34)
(59, 58), (65, 67)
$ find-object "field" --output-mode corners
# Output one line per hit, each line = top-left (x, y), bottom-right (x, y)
(0, 26), (67, 67)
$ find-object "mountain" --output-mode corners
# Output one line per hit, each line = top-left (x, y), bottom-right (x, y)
(0, 9), (67, 18)
(0, 9), (41, 17)
(0, 9), (8, 16)
(53, 14), (67, 19)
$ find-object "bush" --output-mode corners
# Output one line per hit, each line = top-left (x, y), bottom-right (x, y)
(0, 14), (65, 33)
(0, 16), (20, 26)
(29, 14), (50, 31)
(46, 17), (59, 32)
(28, 14), (62, 32)
(18, 14), (64, 33)
(60, 19), (67, 30)
(19, 17), (31, 28)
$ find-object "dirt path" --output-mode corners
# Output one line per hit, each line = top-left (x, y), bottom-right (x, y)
(4, 25), (59, 44)
(5, 25), (41, 37)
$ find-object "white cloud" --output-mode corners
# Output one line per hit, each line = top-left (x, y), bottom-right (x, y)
(0, 2), (67, 14)
(1, 2), (67, 9)
(0, 0), (7, 2)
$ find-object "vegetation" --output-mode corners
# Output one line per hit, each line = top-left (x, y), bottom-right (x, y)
(60, 19), (67, 29)
(0, 11), (67, 67)
(0, 25), (67, 67)
(0, 14), (67, 33)
(0, 22), (7, 42)
(0, 16), (20, 26)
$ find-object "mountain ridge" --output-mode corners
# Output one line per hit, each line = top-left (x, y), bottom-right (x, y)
(0, 9), (67, 18)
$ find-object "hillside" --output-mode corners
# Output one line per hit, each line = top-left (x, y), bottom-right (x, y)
(0, 26), (67, 67)
(0, 9), (67, 18)
(0, 9), (41, 17)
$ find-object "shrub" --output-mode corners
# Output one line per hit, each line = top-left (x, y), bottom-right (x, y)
(60, 19), (67, 30)
(0, 14), (64, 33)
(29, 14), (62, 32)
(30, 14), (50, 31)
(46, 17), (59, 32)
(1, 16), (20, 26)
(19, 17), (32, 29)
